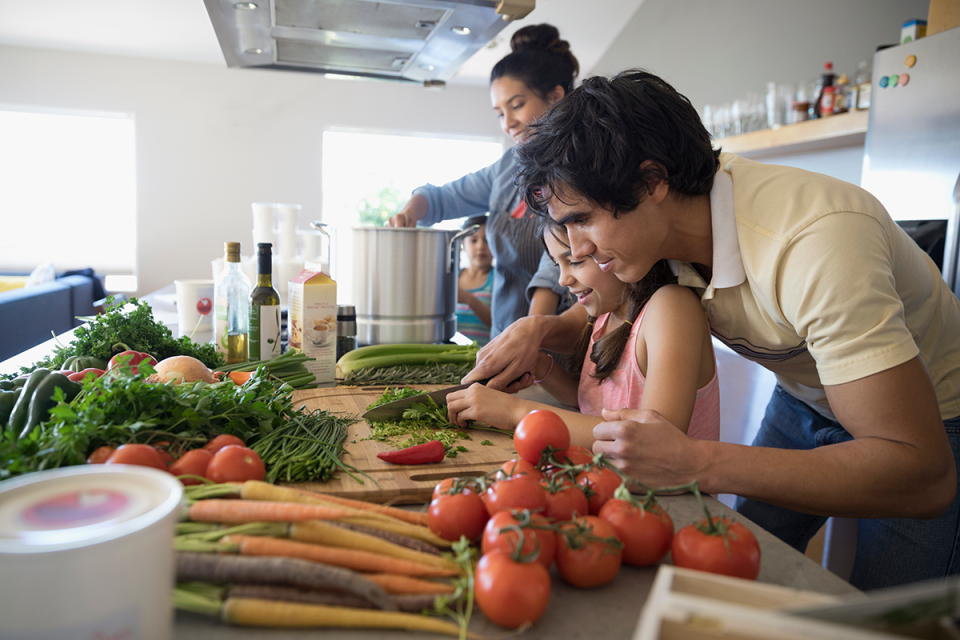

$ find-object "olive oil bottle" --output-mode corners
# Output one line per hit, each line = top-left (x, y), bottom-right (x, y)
(214, 242), (251, 364)
(249, 242), (282, 361)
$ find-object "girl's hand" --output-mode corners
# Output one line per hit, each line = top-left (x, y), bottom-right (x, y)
(446, 384), (524, 430)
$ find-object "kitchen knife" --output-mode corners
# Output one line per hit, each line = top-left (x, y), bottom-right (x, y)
(360, 379), (491, 422)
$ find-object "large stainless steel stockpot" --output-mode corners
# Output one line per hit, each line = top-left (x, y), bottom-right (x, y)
(349, 225), (478, 345)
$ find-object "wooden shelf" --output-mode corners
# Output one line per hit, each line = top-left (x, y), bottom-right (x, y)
(717, 109), (869, 159)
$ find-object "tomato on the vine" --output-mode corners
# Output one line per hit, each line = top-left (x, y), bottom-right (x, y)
(86, 445), (116, 465)
(168, 449), (214, 485)
(575, 467), (622, 515)
(105, 444), (167, 470)
(540, 476), (590, 522)
(555, 515), (623, 588)
(427, 491), (489, 541)
(496, 458), (543, 482)
(475, 549), (551, 629)
(560, 445), (594, 466)
(484, 475), (547, 517)
(598, 497), (674, 566)
(205, 445), (265, 483)
(432, 477), (479, 500)
(481, 510), (556, 568)
(514, 410), (571, 466)
(671, 516), (761, 580)
(203, 434), (246, 455)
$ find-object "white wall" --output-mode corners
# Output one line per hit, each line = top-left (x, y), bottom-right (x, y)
(0, 45), (502, 296)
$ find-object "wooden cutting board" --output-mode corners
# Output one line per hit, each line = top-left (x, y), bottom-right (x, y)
(286, 385), (518, 505)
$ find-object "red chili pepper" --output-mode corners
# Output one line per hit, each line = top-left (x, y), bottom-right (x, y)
(376, 440), (446, 465)
(67, 368), (105, 383)
(107, 350), (158, 375)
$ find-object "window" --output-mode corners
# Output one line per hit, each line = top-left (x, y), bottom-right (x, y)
(321, 129), (504, 231)
(0, 108), (137, 291)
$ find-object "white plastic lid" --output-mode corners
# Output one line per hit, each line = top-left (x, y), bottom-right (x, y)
(0, 465), (184, 553)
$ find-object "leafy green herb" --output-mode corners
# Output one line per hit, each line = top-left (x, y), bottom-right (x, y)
(2, 296), (224, 380)
(456, 446), (468, 453)
(432, 536), (477, 640)
(481, 440), (493, 446)
(364, 386), (426, 411)
(2, 367), (294, 479)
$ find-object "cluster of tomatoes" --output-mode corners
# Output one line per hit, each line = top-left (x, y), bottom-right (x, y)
(425, 410), (761, 630)
(86, 434), (266, 485)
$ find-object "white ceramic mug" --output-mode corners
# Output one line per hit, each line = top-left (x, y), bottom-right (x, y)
(174, 279), (215, 339)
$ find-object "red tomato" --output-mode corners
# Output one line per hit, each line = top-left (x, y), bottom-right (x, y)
(432, 477), (479, 499)
(205, 445), (265, 483)
(203, 434), (246, 455)
(576, 467), (623, 515)
(481, 510), (556, 568)
(86, 445), (115, 465)
(599, 498), (674, 566)
(105, 444), (167, 470)
(484, 475), (548, 517)
(475, 550), (551, 629)
(427, 491), (489, 542)
(671, 517), (761, 580)
(496, 458), (543, 482)
(555, 515), (623, 588)
(514, 410), (571, 466)
(168, 449), (215, 485)
(153, 447), (175, 467)
(540, 476), (590, 522)
(560, 445), (594, 466)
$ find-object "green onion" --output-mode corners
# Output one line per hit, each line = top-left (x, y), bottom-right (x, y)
(335, 343), (477, 381)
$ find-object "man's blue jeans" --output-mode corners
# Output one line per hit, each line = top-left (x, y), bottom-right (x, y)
(735, 384), (960, 591)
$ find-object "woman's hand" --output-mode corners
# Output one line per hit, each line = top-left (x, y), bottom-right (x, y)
(592, 407), (702, 488)
(387, 194), (428, 227)
(446, 383), (527, 429)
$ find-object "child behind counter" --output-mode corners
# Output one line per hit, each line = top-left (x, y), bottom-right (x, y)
(456, 215), (494, 346)
(446, 220), (720, 449)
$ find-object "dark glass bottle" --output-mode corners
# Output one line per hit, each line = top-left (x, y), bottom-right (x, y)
(812, 61), (836, 119)
(249, 243), (282, 361)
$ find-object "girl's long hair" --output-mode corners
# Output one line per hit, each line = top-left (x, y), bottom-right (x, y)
(542, 222), (677, 383)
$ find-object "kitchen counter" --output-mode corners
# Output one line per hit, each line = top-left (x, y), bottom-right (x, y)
(175, 490), (857, 639)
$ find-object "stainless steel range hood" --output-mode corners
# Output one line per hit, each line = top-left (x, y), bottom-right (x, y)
(203, 0), (534, 86)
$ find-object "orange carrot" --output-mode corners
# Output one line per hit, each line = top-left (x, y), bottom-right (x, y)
(266, 483), (428, 526)
(223, 535), (458, 578)
(289, 521), (459, 573)
(221, 597), (477, 638)
(339, 515), (452, 548)
(188, 500), (355, 524)
(228, 371), (254, 385)
(238, 482), (400, 524)
(364, 573), (457, 596)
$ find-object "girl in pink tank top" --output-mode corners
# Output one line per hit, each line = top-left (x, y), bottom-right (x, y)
(445, 222), (719, 446)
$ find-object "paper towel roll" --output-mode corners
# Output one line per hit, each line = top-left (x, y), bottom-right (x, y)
(252, 202), (276, 231)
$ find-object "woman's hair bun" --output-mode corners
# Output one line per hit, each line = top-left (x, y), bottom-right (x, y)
(510, 24), (569, 57)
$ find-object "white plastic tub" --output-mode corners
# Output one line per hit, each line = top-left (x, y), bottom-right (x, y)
(0, 465), (185, 640)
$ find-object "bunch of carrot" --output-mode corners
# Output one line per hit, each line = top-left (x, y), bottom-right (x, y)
(174, 480), (477, 638)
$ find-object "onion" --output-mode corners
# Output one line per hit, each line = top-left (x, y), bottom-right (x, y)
(152, 355), (216, 385)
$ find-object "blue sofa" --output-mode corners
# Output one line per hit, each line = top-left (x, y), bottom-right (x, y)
(0, 275), (101, 362)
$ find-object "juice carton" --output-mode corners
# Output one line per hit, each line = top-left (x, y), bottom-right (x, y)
(287, 269), (337, 385)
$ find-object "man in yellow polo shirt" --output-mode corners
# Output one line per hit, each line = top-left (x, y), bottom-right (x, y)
(465, 69), (960, 591)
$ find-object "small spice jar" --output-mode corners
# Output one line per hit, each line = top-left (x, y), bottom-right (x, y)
(336, 305), (357, 361)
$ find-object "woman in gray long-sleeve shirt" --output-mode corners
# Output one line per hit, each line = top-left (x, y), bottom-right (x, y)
(388, 24), (577, 339)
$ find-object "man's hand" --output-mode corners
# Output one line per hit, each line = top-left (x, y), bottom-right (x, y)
(463, 315), (548, 392)
(593, 407), (701, 488)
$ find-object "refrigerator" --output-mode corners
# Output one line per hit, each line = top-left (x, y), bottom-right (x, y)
(861, 26), (960, 298)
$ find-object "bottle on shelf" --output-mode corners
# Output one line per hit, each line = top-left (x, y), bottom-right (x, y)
(812, 62), (836, 119)
(819, 86), (837, 117)
(249, 242), (282, 361)
(833, 73), (850, 114)
(215, 242), (251, 364)
(854, 60), (872, 110)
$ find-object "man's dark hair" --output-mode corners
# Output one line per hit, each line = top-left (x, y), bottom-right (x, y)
(515, 69), (720, 216)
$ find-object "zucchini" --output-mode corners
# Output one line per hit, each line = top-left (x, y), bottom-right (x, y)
(6, 368), (50, 435)
(20, 373), (83, 440)
(0, 380), (14, 391)
(0, 389), (20, 425)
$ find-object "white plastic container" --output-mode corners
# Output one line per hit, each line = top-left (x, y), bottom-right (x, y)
(0, 465), (185, 640)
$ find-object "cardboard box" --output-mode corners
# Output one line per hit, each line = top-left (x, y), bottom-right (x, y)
(928, 0), (960, 36)
(287, 269), (337, 385)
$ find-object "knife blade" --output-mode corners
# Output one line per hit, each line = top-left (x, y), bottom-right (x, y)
(360, 382), (476, 422)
